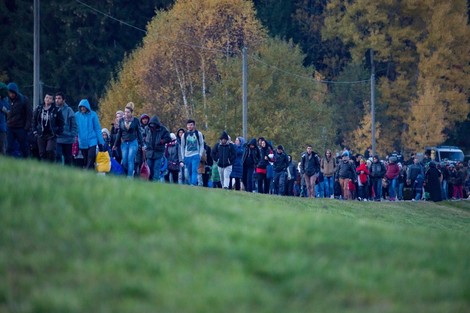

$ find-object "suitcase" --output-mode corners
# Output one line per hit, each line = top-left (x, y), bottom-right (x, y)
(403, 187), (414, 201)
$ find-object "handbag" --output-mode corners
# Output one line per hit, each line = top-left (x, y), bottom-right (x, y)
(168, 160), (180, 172)
(95, 151), (111, 173)
(140, 154), (150, 180)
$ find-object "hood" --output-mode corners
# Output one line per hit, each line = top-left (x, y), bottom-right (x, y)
(140, 114), (150, 123)
(248, 138), (257, 146)
(101, 128), (110, 137)
(148, 116), (161, 127)
(220, 131), (229, 140)
(78, 99), (91, 112)
(237, 137), (245, 146)
(7, 82), (20, 96)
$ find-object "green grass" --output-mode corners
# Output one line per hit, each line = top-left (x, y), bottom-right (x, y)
(1, 156), (469, 313)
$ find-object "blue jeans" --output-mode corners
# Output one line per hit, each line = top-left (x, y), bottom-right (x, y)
(121, 139), (138, 177)
(371, 178), (382, 200)
(184, 154), (200, 185)
(442, 180), (448, 200)
(388, 178), (397, 199)
(147, 156), (163, 182)
(315, 181), (325, 198)
(324, 176), (334, 197)
(397, 182), (404, 200)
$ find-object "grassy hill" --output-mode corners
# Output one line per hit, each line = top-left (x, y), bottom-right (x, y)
(1, 157), (469, 313)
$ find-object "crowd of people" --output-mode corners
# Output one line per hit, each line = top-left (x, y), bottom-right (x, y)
(1, 82), (469, 202)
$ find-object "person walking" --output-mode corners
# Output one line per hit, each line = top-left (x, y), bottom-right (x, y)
(300, 145), (321, 198)
(6, 82), (32, 158)
(112, 102), (143, 177)
(321, 149), (337, 198)
(32, 93), (64, 162)
(211, 131), (236, 189)
(179, 119), (204, 186)
(0, 83), (11, 155)
(142, 115), (171, 182)
(75, 99), (104, 170)
(272, 144), (289, 195)
(55, 92), (77, 165)
(335, 152), (357, 200)
(242, 138), (260, 193)
(369, 155), (386, 201)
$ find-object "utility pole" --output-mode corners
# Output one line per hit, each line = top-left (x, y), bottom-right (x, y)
(370, 49), (376, 156)
(33, 0), (40, 110)
(242, 47), (248, 140)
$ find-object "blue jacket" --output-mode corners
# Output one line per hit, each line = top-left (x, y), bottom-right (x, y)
(57, 103), (78, 144)
(75, 99), (104, 149)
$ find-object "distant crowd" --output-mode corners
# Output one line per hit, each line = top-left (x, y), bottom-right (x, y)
(1, 82), (469, 202)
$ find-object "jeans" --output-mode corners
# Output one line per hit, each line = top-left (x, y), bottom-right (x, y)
(121, 139), (138, 177)
(147, 156), (163, 182)
(315, 181), (325, 198)
(442, 180), (448, 200)
(388, 178), (397, 199)
(7, 127), (29, 158)
(324, 176), (334, 197)
(243, 166), (255, 192)
(397, 182), (404, 200)
(56, 143), (73, 165)
(184, 154), (201, 185)
(273, 171), (286, 195)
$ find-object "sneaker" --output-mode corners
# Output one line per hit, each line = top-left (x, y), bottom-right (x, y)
(363, 198), (368, 202)
(330, 195), (334, 199)
(357, 197), (362, 201)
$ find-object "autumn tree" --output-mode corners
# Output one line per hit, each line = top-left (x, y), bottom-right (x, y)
(323, 0), (470, 153)
(347, 103), (382, 156)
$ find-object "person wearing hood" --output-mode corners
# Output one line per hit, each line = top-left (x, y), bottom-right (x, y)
(335, 152), (357, 200)
(75, 98), (104, 169)
(230, 136), (245, 190)
(112, 102), (143, 177)
(242, 138), (260, 193)
(385, 156), (400, 201)
(369, 154), (386, 201)
(164, 132), (180, 184)
(134, 113), (150, 176)
(32, 92), (64, 162)
(6, 82), (32, 158)
(425, 161), (443, 202)
(272, 144), (289, 196)
(55, 92), (77, 165)
(0, 82), (11, 155)
(211, 131), (236, 189)
(110, 110), (124, 163)
(143, 115), (171, 182)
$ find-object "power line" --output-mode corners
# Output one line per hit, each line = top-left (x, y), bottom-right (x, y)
(249, 55), (371, 85)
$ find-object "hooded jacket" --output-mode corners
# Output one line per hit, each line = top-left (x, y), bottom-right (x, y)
(75, 99), (104, 149)
(32, 102), (64, 137)
(6, 83), (32, 130)
(212, 131), (236, 168)
(242, 138), (260, 167)
(143, 116), (171, 160)
(56, 103), (77, 144)
(0, 83), (10, 133)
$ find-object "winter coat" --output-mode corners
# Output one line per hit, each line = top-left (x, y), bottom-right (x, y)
(32, 104), (64, 137)
(114, 117), (143, 147)
(212, 142), (236, 168)
(75, 99), (104, 149)
(321, 156), (337, 177)
(273, 151), (289, 173)
(385, 163), (400, 180)
(407, 163), (424, 182)
(370, 160), (386, 179)
(356, 163), (369, 185)
(301, 152), (320, 176)
(230, 139), (245, 179)
(425, 162), (442, 202)
(56, 103), (77, 144)
(242, 138), (260, 168)
(143, 116), (171, 160)
(0, 96), (11, 133)
(257, 146), (273, 169)
(336, 160), (357, 180)
(6, 83), (32, 130)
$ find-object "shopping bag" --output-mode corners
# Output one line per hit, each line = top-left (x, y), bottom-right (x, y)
(95, 151), (111, 173)
(140, 155), (150, 180)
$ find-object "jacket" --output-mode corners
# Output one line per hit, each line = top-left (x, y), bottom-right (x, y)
(356, 163), (369, 184)
(75, 99), (104, 149)
(56, 103), (77, 144)
(370, 160), (386, 179)
(336, 160), (357, 180)
(230, 139), (244, 179)
(242, 138), (260, 167)
(273, 151), (289, 172)
(212, 142), (236, 168)
(6, 83), (32, 130)
(114, 117), (143, 147)
(321, 156), (337, 177)
(301, 152), (320, 176)
(0, 96), (10, 133)
(385, 163), (400, 180)
(143, 116), (171, 160)
(32, 104), (64, 137)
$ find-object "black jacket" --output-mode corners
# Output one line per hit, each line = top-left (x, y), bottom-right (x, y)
(301, 152), (320, 176)
(143, 116), (171, 160)
(242, 139), (260, 167)
(273, 151), (289, 172)
(212, 142), (236, 168)
(32, 104), (64, 137)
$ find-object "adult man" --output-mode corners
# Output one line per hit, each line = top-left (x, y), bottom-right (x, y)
(6, 82), (32, 158)
(0, 83), (10, 155)
(406, 157), (424, 197)
(272, 145), (289, 196)
(300, 145), (321, 198)
(55, 92), (77, 165)
(242, 138), (260, 192)
(369, 154), (386, 201)
(143, 116), (171, 182)
(211, 131), (236, 189)
(335, 152), (357, 200)
(179, 119), (204, 186)
(32, 93), (64, 162)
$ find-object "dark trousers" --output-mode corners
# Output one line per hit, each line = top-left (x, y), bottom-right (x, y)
(273, 171), (286, 195)
(37, 135), (56, 162)
(0, 132), (6, 155)
(243, 165), (255, 192)
(165, 170), (179, 184)
(81, 146), (97, 170)
(257, 173), (270, 194)
(56, 143), (73, 165)
(7, 127), (29, 158)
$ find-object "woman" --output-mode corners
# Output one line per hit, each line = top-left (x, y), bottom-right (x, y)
(242, 138), (260, 193)
(321, 149), (337, 198)
(385, 157), (400, 201)
(165, 133), (180, 184)
(256, 138), (273, 194)
(425, 161), (443, 202)
(112, 102), (143, 177)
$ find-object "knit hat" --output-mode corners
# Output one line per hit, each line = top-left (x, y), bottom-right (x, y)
(277, 145), (284, 151)
(220, 131), (229, 140)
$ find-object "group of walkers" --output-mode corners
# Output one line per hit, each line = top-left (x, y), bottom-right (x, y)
(1, 82), (469, 202)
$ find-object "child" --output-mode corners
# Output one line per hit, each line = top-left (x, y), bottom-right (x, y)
(413, 174), (424, 201)
(211, 163), (221, 188)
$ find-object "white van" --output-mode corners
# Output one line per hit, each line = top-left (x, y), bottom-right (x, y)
(424, 146), (464, 164)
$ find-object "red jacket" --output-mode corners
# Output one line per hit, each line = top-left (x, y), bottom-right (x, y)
(385, 163), (400, 180)
(356, 163), (369, 184)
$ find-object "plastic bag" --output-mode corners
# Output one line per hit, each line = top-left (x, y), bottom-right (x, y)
(95, 151), (111, 173)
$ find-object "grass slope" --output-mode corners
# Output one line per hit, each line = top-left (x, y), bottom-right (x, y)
(1, 157), (469, 313)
